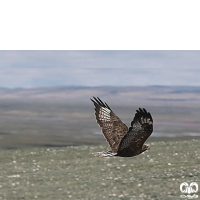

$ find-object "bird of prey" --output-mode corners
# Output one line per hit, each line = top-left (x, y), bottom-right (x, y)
(91, 97), (153, 157)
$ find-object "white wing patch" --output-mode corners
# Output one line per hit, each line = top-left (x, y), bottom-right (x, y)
(99, 107), (111, 121)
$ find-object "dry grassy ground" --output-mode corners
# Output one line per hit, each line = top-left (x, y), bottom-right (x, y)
(0, 139), (200, 200)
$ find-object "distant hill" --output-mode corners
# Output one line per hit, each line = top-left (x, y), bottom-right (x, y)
(0, 86), (199, 105)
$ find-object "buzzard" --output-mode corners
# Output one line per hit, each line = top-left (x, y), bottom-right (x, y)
(91, 97), (153, 157)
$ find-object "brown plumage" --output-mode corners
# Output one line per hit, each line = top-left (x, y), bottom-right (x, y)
(91, 97), (153, 157)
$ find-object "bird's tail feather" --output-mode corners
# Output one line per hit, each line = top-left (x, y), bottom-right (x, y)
(93, 151), (117, 157)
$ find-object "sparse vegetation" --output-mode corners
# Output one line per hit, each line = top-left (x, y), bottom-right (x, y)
(0, 140), (200, 200)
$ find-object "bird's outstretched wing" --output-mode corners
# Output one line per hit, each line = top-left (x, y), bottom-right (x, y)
(91, 97), (128, 153)
(118, 108), (153, 152)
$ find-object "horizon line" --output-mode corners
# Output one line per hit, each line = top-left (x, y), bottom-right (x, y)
(0, 85), (199, 90)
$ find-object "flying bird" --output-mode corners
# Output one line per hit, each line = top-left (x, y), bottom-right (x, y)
(91, 97), (153, 157)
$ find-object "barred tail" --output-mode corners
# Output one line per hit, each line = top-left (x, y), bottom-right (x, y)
(93, 151), (117, 157)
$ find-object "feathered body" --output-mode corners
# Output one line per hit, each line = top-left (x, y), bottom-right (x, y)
(91, 97), (153, 157)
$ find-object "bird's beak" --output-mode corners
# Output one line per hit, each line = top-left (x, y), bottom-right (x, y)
(147, 146), (150, 151)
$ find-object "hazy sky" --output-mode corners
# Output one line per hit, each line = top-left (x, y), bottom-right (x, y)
(0, 51), (200, 88)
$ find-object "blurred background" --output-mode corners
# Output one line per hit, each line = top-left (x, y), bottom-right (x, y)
(0, 50), (200, 149)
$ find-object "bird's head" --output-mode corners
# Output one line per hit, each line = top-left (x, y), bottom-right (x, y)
(142, 145), (150, 152)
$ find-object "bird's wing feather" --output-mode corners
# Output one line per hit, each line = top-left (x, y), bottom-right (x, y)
(118, 108), (153, 152)
(91, 97), (128, 153)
